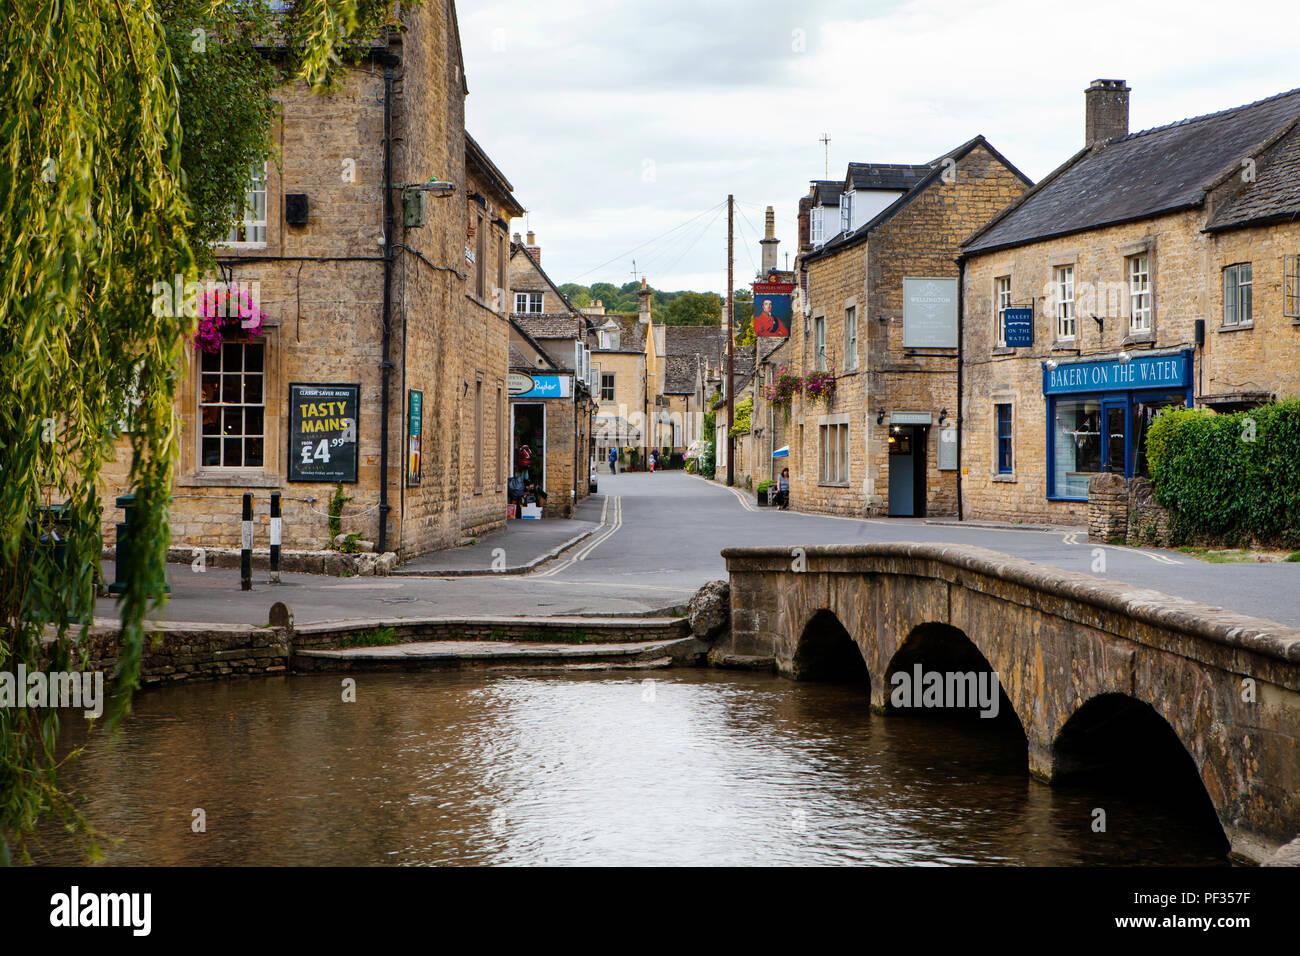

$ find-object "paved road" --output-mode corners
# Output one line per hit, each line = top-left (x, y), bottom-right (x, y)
(99, 471), (1300, 627)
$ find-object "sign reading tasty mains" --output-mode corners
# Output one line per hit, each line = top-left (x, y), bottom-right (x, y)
(902, 277), (958, 348)
(515, 375), (571, 399)
(288, 383), (359, 483)
(1042, 351), (1193, 395)
(752, 280), (794, 338)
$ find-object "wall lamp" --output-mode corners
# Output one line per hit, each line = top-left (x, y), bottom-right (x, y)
(1117, 351), (1132, 364)
(463, 381), (470, 397)
(876, 409), (886, 425)
(1091, 313), (1103, 330)
(1044, 359), (1059, 371)
(938, 408), (948, 425)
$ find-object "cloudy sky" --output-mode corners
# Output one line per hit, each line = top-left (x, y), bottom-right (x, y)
(459, 0), (1299, 295)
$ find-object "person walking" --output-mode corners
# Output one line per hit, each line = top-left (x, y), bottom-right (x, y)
(775, 467), (790, 510)
(608, 447), (618, 474)
(649, 449), (658, 473)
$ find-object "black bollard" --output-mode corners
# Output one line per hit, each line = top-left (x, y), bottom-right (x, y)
(269, 491), (282, 585)
(241, 492), (253, 592)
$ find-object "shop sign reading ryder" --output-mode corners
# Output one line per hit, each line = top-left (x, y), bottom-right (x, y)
(289, 383), (360, 482)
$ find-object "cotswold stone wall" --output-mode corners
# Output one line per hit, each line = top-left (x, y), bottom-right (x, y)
(1089, 474), (1174, 546)
(81, 623), (291, 687)
(719, 542), (1300, 864)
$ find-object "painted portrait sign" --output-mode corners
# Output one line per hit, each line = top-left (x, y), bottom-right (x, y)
(752, 280), (794, 338)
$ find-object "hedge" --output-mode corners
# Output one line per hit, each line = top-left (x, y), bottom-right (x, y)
(1146, 399), (1300, 545)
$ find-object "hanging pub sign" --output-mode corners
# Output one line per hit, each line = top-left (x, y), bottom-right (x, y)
(902, 277), (958, 348)
(288, 383), (359, 483)
(752, 279), (793, 338)
(407, 389), (423, 486)
(1003, 307), (1034, 348)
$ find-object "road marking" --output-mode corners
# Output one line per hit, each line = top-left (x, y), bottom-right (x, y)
(1062, 531), (1182, 564)
(531, 496), (622, 577)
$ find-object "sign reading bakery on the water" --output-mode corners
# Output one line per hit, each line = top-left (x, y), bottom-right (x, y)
(288, 383), (360, 483)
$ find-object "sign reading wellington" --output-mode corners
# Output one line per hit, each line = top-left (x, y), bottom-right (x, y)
(752, 279), (793, 338)
(289, 383), (359, 483)
(902, 277), (958, 348)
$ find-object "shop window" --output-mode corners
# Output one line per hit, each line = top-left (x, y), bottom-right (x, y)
(1223, 263), (1252, 327)
(994, 275), (1012, 347)
(1051, 398), (1100, 498)
(1128, 255), (1151, 333)
(200, 342), (265, 468)
(995, 404), (1013, 474)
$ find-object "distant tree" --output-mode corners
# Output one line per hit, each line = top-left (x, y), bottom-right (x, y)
(661, 291), (721, 326)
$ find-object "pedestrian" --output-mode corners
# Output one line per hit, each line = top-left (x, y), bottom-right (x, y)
(608, 447), (617, 474)
(775, 467), (790, 510)
(507, 472), (527, 518)
(649, 449), (658, 473)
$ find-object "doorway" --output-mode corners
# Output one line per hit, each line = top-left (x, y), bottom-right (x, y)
(511, 403), (546, 490)
(887, 424), (927, 517)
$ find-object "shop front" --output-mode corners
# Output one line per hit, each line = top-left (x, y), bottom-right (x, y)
(509, 371), (575, 518)
(1043, 349), (1192, 501)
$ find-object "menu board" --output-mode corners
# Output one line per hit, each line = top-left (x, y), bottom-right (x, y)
(288, 383), (359, 483)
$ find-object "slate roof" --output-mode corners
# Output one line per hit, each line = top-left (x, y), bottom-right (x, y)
(512, 313), (586, 339)
(964, 88), (1300, 254)
(663, 325), (725, 361)
(847, 163), (931, 191)
(663, 355), (699, 394)
(1206, 121), (1300, 232)
(812, 180), (842, 206)
(594, 313), (647, 353)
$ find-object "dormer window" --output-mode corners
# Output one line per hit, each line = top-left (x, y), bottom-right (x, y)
(839, 192), (853, 234)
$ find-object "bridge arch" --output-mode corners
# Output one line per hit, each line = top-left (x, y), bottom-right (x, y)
(791, 609), (870, 689)
(883, 622), (1027, 738)
(1053, 693), (1230, 854)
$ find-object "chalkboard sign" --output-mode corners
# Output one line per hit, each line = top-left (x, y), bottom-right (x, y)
(288, 383), (359, 483)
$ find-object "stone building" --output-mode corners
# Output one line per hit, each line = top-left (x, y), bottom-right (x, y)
(959, 81), (1300, 525)
(590, 311), (648, 469)
(106, 1), (525, 559)
(786, 137), (1032, 517)
(508, 236), (596, 515)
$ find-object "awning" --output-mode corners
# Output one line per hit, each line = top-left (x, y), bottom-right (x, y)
(772, 445), (789, 458)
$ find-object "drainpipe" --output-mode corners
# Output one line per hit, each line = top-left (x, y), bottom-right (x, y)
(955, 256), (965, 522)
(377, 58), (398, 554)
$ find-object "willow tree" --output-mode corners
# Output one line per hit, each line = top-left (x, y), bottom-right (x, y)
(0, 0), (403, 862)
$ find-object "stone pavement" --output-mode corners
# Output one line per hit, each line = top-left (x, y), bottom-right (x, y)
(393, 494), (604, 575)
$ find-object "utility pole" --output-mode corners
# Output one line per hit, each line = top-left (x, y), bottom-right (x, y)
(726, 194), (735, 487)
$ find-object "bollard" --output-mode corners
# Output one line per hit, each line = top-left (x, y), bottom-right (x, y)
(108, 494), (170, 596)
(240, 492), (253, 592)
(269, 491), (282, 585)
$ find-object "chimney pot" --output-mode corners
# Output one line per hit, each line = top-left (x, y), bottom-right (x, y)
(1085, 78), (1130, 146)
(526, 230), (535, 245)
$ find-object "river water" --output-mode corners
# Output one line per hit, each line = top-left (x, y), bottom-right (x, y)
(39, 670), (1228, 866)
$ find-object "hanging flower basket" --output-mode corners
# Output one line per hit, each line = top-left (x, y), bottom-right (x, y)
(763, 364), (803, 418)
(192, 286), (266, 353)
(803, 368), (837, 406)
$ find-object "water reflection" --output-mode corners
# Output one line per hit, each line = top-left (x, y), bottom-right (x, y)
(37, 671), (1228, 866)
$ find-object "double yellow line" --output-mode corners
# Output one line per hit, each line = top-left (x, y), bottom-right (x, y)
(531, 496), (623, 577)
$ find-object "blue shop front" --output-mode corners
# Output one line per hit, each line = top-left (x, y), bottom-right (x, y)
(1043, 349), (1193, 501)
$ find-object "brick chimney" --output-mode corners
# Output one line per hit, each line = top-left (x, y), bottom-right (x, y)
(525, 229), (540, 263)
(1085, 79), (1130, 146)
(760, 205), (779, 275)
(797, 187), (814, 253)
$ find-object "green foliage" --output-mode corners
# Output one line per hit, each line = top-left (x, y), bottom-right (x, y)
(1146, 399), (1300, 545)
(701, 410), (717, 479)
(661, 291), (721, 326)
(328, 483), (352, 542)
(732, 396), (752, 436)
(0, 0), (388, 860)
(756, 479), (773, 493)
(339, 626), (397, 648)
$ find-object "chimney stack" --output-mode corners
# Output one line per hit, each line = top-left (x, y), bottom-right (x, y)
(638, 277), (651, 325)
(1085, 79), (1130, 146)
(524, 230), (540, 263)
(760, 205), (779, 275)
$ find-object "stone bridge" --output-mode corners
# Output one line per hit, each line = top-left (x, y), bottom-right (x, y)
(718, 542), (1300, 865)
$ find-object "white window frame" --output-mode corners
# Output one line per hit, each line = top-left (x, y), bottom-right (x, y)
(844, 306), (858, 370)
(994, 275), (1012, 347)
(818, 420), (849, 485)
(515, 291), (543, 314)
(1223, 263), (1253, 327)
(600, 372), (615, 402)
(1128, 255), (1151, 333)
(814, 315), (827, 371)
(1054, 265), (1075, 341)
(810, 208), (824, 245)
(221, 164), (268, 248)
(839, 192), (852, 235)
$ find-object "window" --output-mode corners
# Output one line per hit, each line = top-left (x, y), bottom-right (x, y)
(515, 291), (543, 314)
(814, 315), (827, 370)
(840, 192), (852, 234)
(819, 422), (849, 484)
(1286, 255), (1299, 319)
(475, 214), (487, 300)
(496, 385), (504, 490)
(995, 403), (1013, 474)
(1223, 263), (1253, 326)
(223, 164), (267, 246)
(1054, 265), (1075, 340)
(600, 372), (615, 401)
(474, 379), (483, 493)
(844, 306), (858, 370)
(497, 234), (508, 312)
(994, 275), (1012, 346)
(810, 208), (824, 245)
(1051, 398), (1101, 498)
(1128, 255), (1151, 333)
(200, 342), (265, 468)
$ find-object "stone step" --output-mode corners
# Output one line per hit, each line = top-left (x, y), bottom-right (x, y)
(292, 636), (703, 672)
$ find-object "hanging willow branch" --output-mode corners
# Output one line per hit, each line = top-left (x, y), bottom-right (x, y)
(0, 0), (392, 863)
